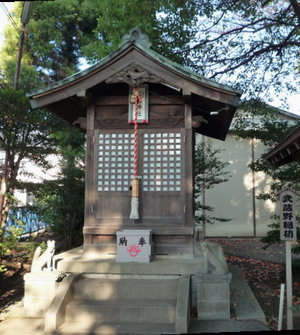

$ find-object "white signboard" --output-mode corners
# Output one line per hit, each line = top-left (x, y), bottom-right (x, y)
(280, 189), (297, 241)
(116, 229), (153, 263)
(128, 85), (149, 124)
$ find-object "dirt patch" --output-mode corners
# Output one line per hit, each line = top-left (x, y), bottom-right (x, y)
(0, 259), (30, 314)
(226, 254), (300, 330)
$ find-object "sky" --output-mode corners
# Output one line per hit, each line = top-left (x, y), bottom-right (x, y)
(0, 2), (15, 42)
(0, 1), (299, 115)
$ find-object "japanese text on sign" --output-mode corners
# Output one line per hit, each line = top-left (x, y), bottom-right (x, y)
(118, 235), (148, 257)
(280, 190), (297, 241)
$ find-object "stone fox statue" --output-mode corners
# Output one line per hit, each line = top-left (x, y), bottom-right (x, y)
(31, 240), (55, 272)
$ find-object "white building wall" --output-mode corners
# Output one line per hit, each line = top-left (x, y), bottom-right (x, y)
(202, 134), (276, 237)
(200, 108), (299, 237)
(0, 151), (60, 206)
(200, 134), (256, 237)
(18, 154), (60, 184)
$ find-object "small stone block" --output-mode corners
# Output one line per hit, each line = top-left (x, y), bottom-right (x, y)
(196, 273), (231, 320)
(23, 272), (61, 317)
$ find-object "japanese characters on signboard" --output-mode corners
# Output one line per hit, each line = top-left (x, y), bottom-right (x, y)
(128, 85), (149, 124)
(116, 230), (153, 263)
(280, 190), (297, 241)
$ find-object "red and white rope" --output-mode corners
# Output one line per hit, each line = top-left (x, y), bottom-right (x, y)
(133, 106), (138, 179)
(132, 87), (142, 180)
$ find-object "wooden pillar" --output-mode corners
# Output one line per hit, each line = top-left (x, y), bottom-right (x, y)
(83, 104), (96, 246)
(184, 96), (195, 228)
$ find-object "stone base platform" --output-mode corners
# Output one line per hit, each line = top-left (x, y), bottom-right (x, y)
(20, 243), (239, 334)
(54, 247), (206, 275)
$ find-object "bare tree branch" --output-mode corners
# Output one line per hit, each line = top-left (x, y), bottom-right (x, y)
(289, 0), (300, 25)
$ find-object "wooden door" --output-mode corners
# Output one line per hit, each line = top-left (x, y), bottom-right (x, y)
(95, 129), (185, 227)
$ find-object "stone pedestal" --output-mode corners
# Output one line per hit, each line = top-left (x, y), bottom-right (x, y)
(116, 230), (154, 263)
(24, 272), (61, 317)
(195, 273), (232, 320)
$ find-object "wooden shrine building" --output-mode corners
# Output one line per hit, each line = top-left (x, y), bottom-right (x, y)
(28, 28), (241, 257)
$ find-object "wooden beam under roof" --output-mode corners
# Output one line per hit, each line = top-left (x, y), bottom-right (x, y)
(264, 126), (300, 168)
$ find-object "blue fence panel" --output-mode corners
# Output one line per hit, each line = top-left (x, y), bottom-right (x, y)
(5, 208), (46, 235)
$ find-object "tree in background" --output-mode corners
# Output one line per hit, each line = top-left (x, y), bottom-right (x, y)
(232, 100), (300, 202)
(2, 0), (299, 100)
(0, 2), (85, 246)
(176, 0), (300, 101)
(194, 139), (232, 226)
(33, 126), (85, 250)
(232, 100), (300, 254)
(0, 0), (201, 85)
(0, 85), (58, 231)
(79, 0), (200, 65)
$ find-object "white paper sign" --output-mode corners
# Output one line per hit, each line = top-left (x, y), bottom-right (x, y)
(128, 85), (149, 124)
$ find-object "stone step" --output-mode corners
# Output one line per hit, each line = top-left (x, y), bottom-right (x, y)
(73, 278), (179, 301)
(84, 244), (116, 256)
(65, 299), (177, 325)
(230, 266), (266, 323)
(83, 244), (193, 256)
(55, 322), (175, 335)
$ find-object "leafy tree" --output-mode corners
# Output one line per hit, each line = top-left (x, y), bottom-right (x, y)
(232, 100), (300, 202)
(0, 0), (201, 84)
(80, 0), (200, 65)
(177, 0), (300, 101)
(0, 2), (41, 91)
(194, 139), (232, 226)
(0, 2), (85, 247)
(32, 126), (85, 249)
(3, 0), (299, 101)
(0, 1), (86, 84)
(0, 85), (58, 230)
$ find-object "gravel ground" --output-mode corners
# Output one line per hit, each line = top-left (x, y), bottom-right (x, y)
(213, 237), (299, 264)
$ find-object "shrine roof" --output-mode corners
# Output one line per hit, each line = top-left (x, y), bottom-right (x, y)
(264, 125), (300, 168)
(28, 28), (242, 140)
(28, 38), (241, 100)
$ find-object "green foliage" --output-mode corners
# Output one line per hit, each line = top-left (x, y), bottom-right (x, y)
(232, 100), (300, 147)
(232, 101), (300, 259)
(0, 222), (24, 272)
(232, 100), (300, 202)
(261, 220), (300, 283)
(194, 139), (232, 225)
(26, 0), (85, 82)
(0, 87), (56, 161)
(0, 225), (23, 257)
(2, 0), (299, 100)
(260, 213), (281, 247)
(80, 0), (200, 65)
(0, 85), (59, 229)
(1, 0), (202, 84)
(32, 126), (85, 249)
(0, 3), (85, 246)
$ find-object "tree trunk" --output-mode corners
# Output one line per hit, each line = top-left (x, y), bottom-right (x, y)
(0, 152), (9, 230)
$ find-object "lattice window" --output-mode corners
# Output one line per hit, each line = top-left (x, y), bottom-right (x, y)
(98, 133), (134, 191)
(142, 132), (182, 192)
(98, 132), (182, 192)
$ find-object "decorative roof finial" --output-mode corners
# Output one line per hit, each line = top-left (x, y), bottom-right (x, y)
(120, 27), (152, 49)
